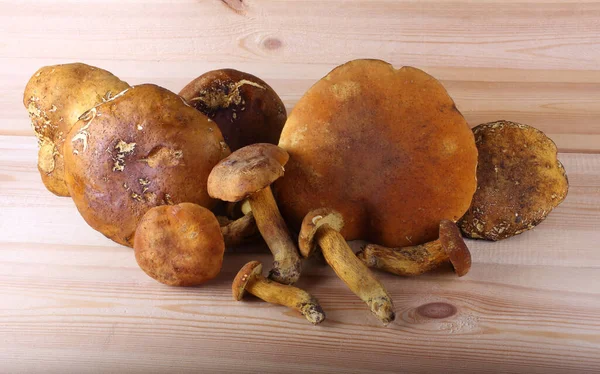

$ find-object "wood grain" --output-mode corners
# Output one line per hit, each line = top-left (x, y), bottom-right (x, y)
(1, 0), (600, 373)
(2, 1), (600, 151)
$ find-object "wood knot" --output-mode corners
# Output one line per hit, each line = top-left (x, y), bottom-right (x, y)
(416, 302), (457, 319)
(263, 37), (282, 50)
(220, 0), (246, 15)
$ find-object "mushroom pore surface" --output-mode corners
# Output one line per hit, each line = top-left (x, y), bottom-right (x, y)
(276, 59), (478, 247)
(458, 120), (568, 241)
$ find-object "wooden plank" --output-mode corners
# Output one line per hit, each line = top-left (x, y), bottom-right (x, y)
(2, 0), (600, 372)
(1, 132), (600, 372)
(2, 0), (600, 152)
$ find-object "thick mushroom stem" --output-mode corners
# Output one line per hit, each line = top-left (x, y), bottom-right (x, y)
(248, 186), (302, 284)
(246, 274), (325, 325)
(356, 220), (472, 277)
(357, 241), (448, 276)
(219, 212), (258, 248)
(316, 225), (395, 325)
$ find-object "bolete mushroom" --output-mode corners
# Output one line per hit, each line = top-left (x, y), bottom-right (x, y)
(299, 208), (395, 325)
(232, 261), (325, 325)
(459, 120), (569, 241)
(134, 203), (224, 286)
(357, 220), (471, 277)
(23, 63), (129, 196)
(276, 59), (478, 248)
(218, 212), (259, 248)
(64, 84), (230, 247)
(180, 69), (287, 151)
(207, 143), (302, 285)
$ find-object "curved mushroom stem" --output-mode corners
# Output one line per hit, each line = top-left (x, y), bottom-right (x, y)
(219, 212), (259, 248)
(246, 274), (325, 325)
(248, 186), (302, 284)
(316, 225), (395, 325)
(356, 220), (472, 277)
(357, 242), (447, 276)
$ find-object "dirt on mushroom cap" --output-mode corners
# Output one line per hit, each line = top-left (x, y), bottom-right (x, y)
(458, 120), (569, 241)
(179, 69), (287, 151)
(276, 59), (478, 247)
(64, 84), (230, 247)
(23, 63), (129, 196)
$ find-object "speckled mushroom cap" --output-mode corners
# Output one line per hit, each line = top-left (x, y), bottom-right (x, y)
(232, 261), (263, 300)
(207, 143), (289, 202)
(458, 120), (569, 241)
(276, 59), (478, 247)
(179, 69), (287, 151)
(298, 208), (345, 258)
(64, 84), (230, 247)
(134, 203), (225, 286)
(23, 63), (129, 196)
(438, 220), (471, 277)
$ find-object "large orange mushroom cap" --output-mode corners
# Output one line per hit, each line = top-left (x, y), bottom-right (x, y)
(276, 59), (478, 247)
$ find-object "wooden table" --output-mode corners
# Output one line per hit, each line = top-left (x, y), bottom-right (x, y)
(2, 1), (599, 373)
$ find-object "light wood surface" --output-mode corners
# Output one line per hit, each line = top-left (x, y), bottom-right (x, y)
(1, 1), (600, 373)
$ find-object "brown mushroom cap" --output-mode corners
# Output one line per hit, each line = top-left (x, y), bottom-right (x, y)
(134, 203), (225, 286)
(458, 120), (569, 241)
(439, 220), (471, 276)
(23, 63), (129, 196)
(179, 68), (287, 151)
(298, 208), (345, 258)
(64, 84), (230, 247)
(276, 59), (478, 247)
(207, 143), (289, 202)
(232, 260), (263, 300)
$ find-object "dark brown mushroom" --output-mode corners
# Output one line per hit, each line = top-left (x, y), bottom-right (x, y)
(179, 68), (287, 151)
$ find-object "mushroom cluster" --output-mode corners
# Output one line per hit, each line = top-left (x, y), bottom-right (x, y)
(24, 59), (569, 326)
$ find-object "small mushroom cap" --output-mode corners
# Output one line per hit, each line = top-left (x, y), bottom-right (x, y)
(298, 208), (345, 258)
(208, 143), (289, 202)
(277, 59), (478, 247)
(179, 68), (287, 151)
(23, 63), (129, 196)
(232, 260), (263, 300)
(134, 203), (225, 286)
(64, 84), (230, 247)
(458, 120), (569, 241)
(439, 220), (471, 277)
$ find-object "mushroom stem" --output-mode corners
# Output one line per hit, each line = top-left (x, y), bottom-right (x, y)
(356, 220), (472, 277)
(248, 185), (302, 284)
(219, 212), (258, 248)
(357, 241), (447, 276)
(246, 274), (325, 325)
(316, 225), (395, 325)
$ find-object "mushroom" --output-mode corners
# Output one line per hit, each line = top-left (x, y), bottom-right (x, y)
(218, 212), (259, 248)
(207, 143), (302, 285)
(180, 69), (287, 151)
(23, 63), (129, 196)
(299, 208), (395, 325)
(64, 84), (230, 247)
(356, 220), (471, 277)
(459, 120), (569, 241)
(134, 203), (224, 286)
(232, 261), (325, 325)
(276, 59), (478, 248)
